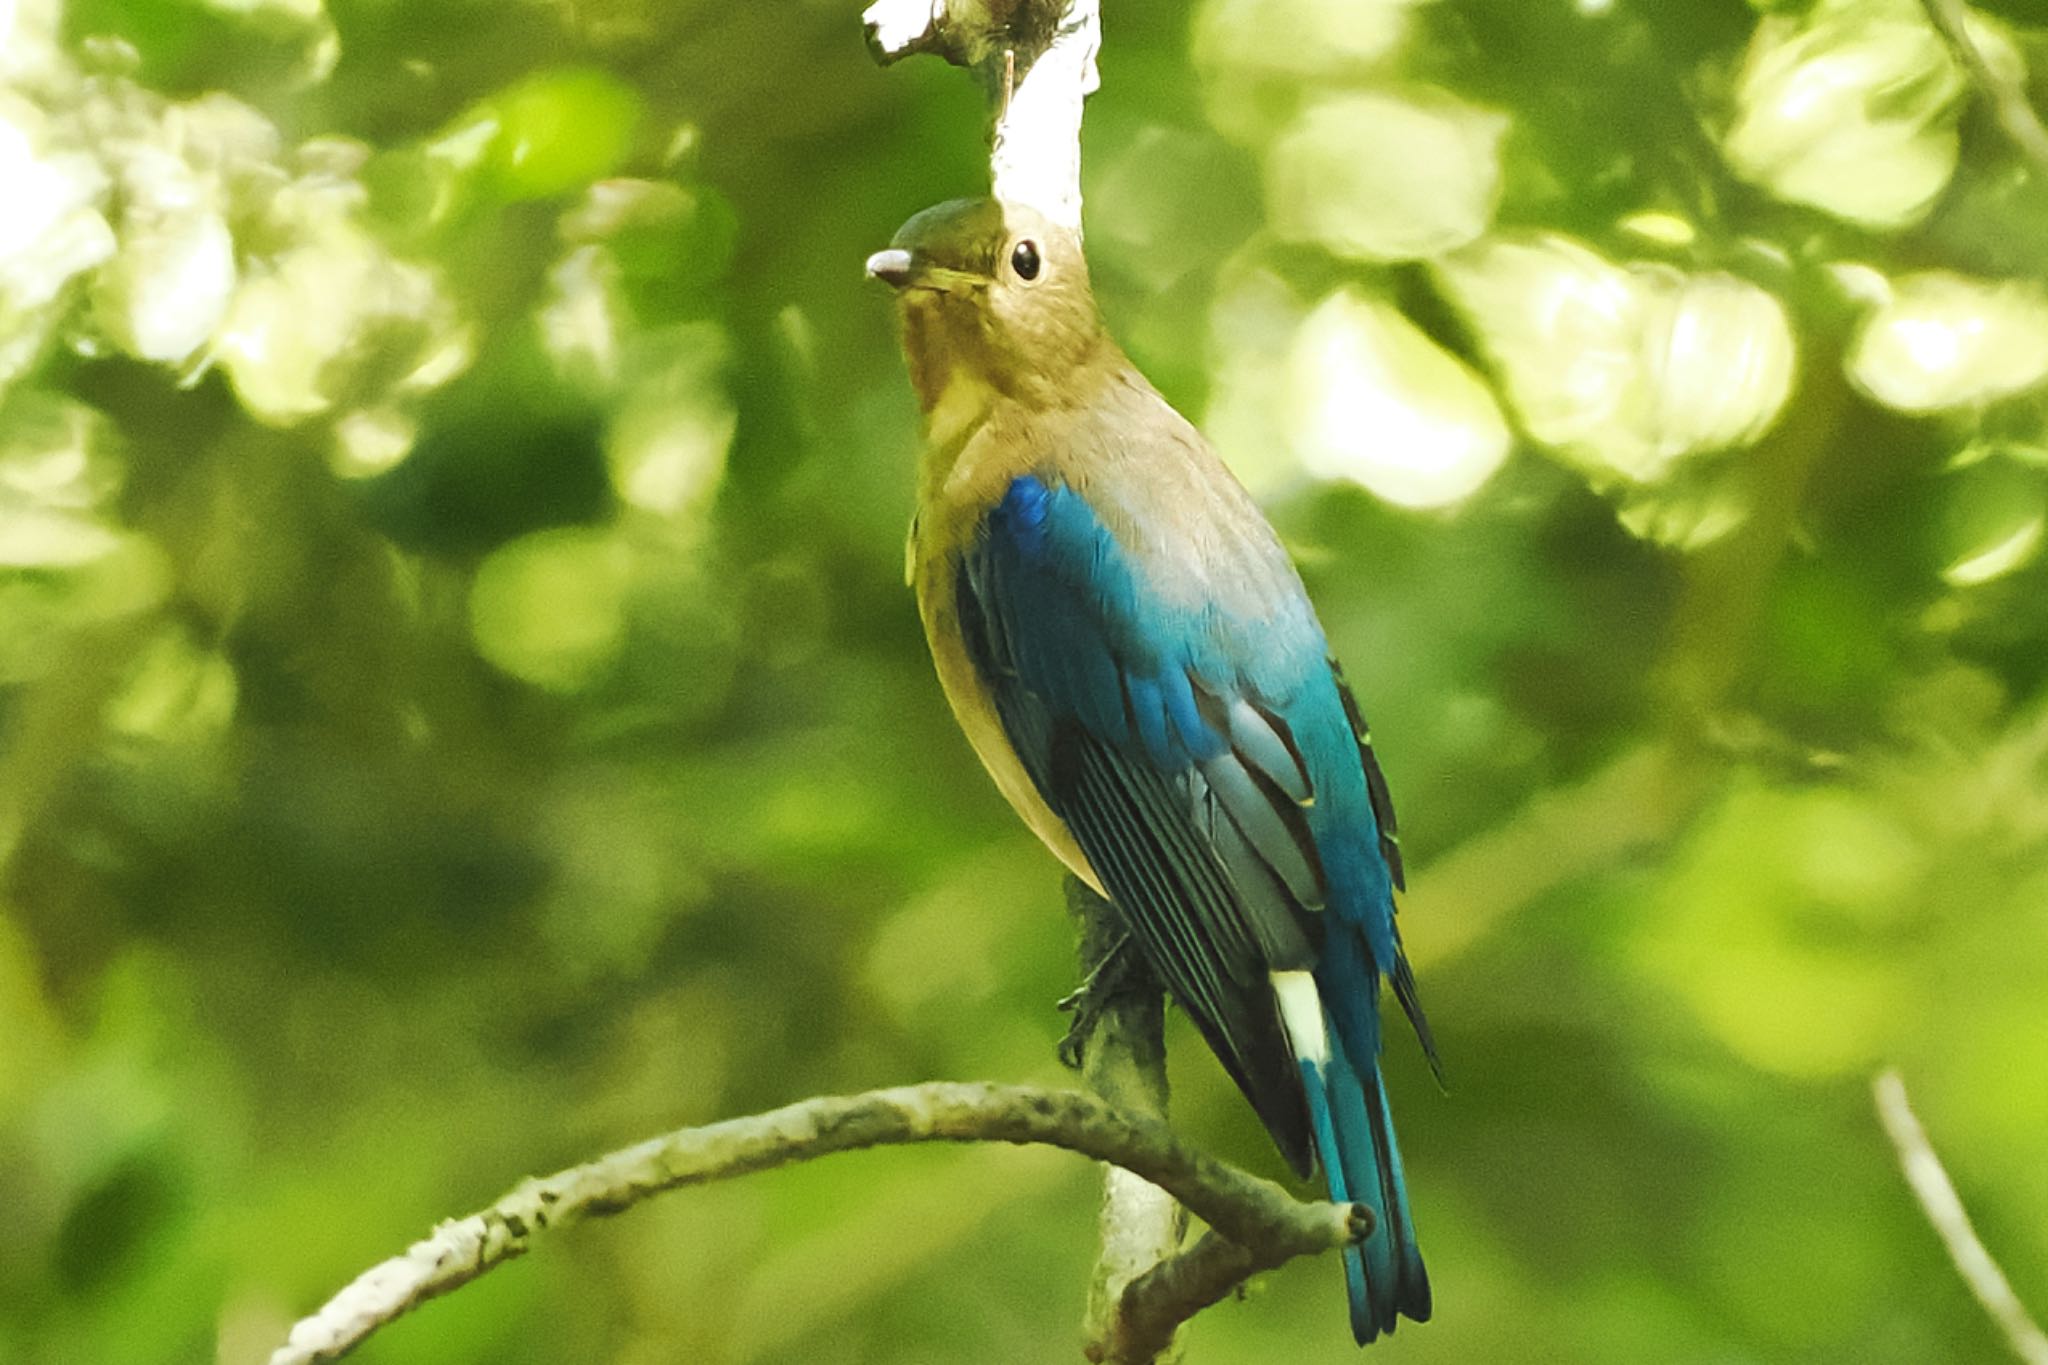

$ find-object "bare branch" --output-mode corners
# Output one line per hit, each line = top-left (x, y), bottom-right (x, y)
(860, 0), (1100, 228)
(269, 1081), (1361, 1365)
(1874, 1069), (2048, 1365)
(1920, 0), (2048, 178)
(986, 0), (1098, 228)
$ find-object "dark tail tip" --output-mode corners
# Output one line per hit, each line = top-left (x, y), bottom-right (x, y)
(1346, 1249), (1431, 1345)
(1331, 1061), (1431, 1346)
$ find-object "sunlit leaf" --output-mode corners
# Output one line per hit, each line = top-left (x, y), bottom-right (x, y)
(94, 208), (236, 366)
(1265, 89), (1506, 262)
(1436, 233), (1796, 488)
(0, 96), (115, 393)
(1847, 270), (2048, 412)
(1194, 0), (1417, 82)
(328, 406), (416, 480)
(217, 201), (471, 425)
(469, 526), (633, 692)
(1937, 455), (2046, 586)
(1720, 0), (1982, 228)
(0, 534), (170, 681)
(1193, 0), (1424, 142)
(1284, 288), (1511, 508)
(103, 626), (238, 744)
(468, 68), (644, 203)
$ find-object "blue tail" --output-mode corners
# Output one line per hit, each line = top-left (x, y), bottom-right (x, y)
(1297, 1022), (1430, 1344)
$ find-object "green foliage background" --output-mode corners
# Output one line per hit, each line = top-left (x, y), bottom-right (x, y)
(3, 0), (2047, 1361)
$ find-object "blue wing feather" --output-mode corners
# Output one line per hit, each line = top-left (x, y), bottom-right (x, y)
(957, 470), (1432, 1338)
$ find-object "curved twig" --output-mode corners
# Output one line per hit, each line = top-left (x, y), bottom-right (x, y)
(269, 1081), (1365, 1365)
(1874, 1069), (2048, 1365)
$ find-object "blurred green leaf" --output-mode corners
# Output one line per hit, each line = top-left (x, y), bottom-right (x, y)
(466, 68), (644, 204)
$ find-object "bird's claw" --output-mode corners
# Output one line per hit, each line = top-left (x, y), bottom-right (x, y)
(1055, 930), (1141, 1070)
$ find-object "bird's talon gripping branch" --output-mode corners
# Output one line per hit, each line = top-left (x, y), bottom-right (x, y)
(1056, 1010), (1106, 1069)
(1057, 928), (1136, 1012)
(1057, 1003), (1097, 1069)
(1056, 929), (1144, 1069)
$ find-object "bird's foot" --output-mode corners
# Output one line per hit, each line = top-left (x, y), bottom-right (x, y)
(1056, 930), (1144, 1069)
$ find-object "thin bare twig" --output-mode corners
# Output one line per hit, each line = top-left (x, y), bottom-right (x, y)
(269, 1081), (1362, 1365)
(1874, 1069), (2048, 1365)
(1920, 0), (2048, 178)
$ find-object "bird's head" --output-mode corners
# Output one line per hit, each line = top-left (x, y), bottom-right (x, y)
(867, 197), (1108, 418)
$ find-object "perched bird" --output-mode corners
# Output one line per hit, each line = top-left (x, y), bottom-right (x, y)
(869, 197), (1437, 1344)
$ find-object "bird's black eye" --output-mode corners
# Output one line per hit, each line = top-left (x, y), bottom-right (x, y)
(1010, 240), (1042, 281)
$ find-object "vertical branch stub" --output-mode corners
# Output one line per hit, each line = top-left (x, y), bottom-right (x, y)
(1068, 876), (1187, 1363)
(860, 0), (1101, 230)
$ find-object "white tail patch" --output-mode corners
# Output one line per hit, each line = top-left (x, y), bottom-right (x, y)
(1271, 969), (1330, 1066)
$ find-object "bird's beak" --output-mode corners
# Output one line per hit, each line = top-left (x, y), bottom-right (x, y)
(864, 251), (983, 295)
(865, 248), (917, 289)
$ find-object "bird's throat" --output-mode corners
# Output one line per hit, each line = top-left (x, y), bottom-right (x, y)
(901, 304), (995, 459)
(921, 371), (994, 450)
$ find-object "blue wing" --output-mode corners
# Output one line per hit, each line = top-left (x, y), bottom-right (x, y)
(957, 473), (1323, 1170)
(954, 472), (1434, 1340)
